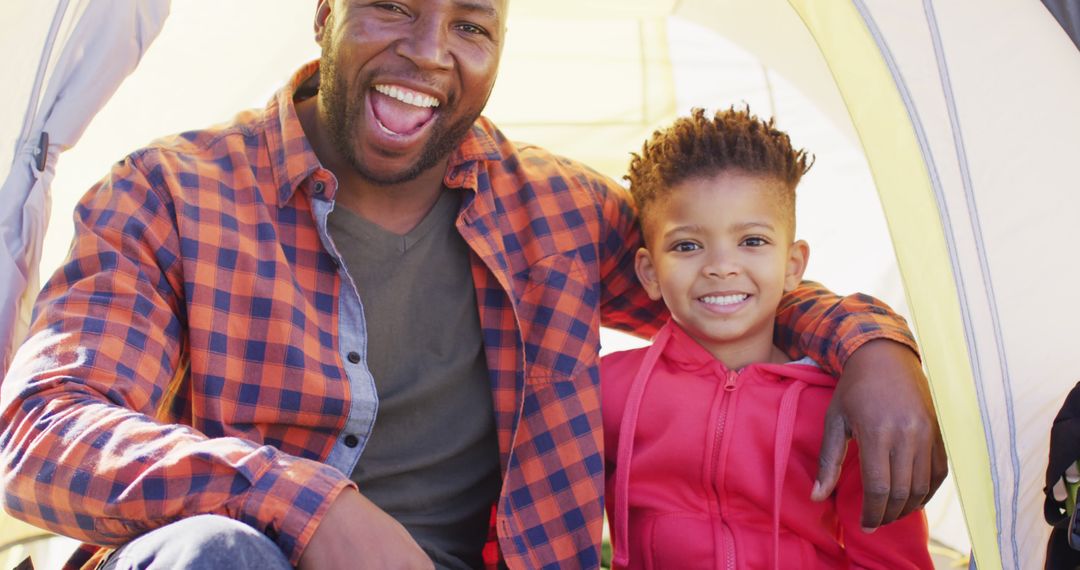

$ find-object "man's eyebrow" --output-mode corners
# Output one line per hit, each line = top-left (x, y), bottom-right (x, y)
(456, 1), (499, 19)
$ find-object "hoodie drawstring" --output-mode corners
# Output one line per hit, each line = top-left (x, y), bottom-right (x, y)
(612, 325), (673, 568)
(772, 380), (807, 570)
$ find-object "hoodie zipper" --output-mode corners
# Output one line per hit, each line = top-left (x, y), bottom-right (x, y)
(710, 369), (739, 570)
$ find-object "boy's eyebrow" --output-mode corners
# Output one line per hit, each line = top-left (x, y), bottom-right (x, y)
(733, 221), (777, 232)
(661, 224), (704, 238)
(663, 221), (776, 236)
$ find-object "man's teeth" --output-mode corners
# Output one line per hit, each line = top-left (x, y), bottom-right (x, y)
(700, 294), (748, 306)
(374, 84), (440, 108)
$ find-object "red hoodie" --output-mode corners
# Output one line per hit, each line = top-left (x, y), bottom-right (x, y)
(602, 320), (933, 569)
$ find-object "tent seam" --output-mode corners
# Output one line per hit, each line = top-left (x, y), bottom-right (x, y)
(13, 0), (71, 162)
(848, 0), (1006, 558)
(921, 0), (1021, 565)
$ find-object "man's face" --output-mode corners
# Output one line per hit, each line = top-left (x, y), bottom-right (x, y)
(316, 0), (505, 185)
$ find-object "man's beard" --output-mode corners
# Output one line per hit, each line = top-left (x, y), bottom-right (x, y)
(320, 56), (479, 187)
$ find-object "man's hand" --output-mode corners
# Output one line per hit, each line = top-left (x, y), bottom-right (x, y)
(811, 339), (948, 531)
(298, 487), (433, 570)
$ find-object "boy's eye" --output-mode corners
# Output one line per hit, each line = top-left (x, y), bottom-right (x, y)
(672, 241), (700, 253)
(741, 236), (768, 247)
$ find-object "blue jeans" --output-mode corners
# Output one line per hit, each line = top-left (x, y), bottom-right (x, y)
(100, 515), (293, 570)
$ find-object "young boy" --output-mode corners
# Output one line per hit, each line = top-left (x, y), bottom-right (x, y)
(602, 108), (934, 569)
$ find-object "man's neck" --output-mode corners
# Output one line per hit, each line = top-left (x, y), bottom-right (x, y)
(295, 96), (450, 235)
(334, 175), (448, 236)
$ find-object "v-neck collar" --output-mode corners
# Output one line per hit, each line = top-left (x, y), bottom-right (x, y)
(328, 188), (460, 254)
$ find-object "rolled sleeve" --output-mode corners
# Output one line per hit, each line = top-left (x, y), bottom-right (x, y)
(774, 281), (919, 377)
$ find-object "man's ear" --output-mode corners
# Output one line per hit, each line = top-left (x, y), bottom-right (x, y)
(784, 240), (810, 292)
(314, 0), (332, 43)
(635, 248), (663, 301)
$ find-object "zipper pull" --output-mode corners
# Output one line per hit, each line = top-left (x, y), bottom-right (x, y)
(724, 369), (738, 392)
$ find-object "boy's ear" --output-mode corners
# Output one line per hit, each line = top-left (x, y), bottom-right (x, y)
(783, 240), (810, 292)
(634, 248), (664, 301)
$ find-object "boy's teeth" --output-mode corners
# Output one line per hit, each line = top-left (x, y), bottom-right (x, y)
(701, 294), (748, 306)
(374, 84), (440, 108)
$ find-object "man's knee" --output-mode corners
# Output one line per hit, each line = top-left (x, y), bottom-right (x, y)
(103, 515), (292, 570)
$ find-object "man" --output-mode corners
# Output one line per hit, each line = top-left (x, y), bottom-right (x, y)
(0, 1), (946, 568)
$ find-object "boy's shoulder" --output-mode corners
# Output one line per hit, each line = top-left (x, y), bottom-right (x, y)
(600, 345), (652, 421)
(754, 358), (838, 388)
(600, 346), (652, 448)
(600, 345), (651, 379)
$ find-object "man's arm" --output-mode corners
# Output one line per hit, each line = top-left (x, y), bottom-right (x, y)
(298, 488), (433, 570)
(776, 281), (947, 529)
(0, 156), (349, 564)
(592, 176), (667, 335)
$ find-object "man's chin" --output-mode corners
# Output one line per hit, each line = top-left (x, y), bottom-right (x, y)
(348, 153), (437, 187)
(335, 115), (476, 187)
(331, 131), (432, 186)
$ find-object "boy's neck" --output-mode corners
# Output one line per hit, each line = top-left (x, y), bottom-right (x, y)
(681, 323), (789, 370)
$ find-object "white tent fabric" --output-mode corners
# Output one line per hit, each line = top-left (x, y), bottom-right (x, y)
(0, 0), (171, 559)
(3, 0), (1080, 568)
(776, 2), (1080, 567)
(0, 0), (171, 375)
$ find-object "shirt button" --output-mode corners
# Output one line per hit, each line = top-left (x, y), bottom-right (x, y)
(347, 351), (361, 364)
(313, 181), (325, 194)
(344, 434), (359, 448)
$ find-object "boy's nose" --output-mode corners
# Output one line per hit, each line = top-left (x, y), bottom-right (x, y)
(702, 252), (740, 278)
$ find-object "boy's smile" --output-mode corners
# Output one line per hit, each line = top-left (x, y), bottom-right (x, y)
(635, 170), (809, 369)
(699, 292), (750, 313)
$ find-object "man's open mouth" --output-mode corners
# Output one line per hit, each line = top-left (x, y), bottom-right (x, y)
(369, 83), (440, 136)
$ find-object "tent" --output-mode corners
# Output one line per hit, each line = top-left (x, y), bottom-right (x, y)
(3, 0), (1080, 568)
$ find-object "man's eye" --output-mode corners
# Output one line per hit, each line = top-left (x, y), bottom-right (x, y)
(375, 3), (407, 15)
(457, 23), (488, 36)
(672, 242), (700, 252)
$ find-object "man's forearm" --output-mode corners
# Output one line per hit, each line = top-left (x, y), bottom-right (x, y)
(774, 280), (918, 376)
(0, 333), (350, 564)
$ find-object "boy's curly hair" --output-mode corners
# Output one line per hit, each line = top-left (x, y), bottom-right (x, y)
(626, 107), (813, 236)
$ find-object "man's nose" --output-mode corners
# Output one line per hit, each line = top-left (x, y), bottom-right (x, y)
(397, 16), (453, 71)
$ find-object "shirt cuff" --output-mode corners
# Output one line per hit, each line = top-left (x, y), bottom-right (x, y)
(238, 450), (356, 565)
(836, 329), (922, 370)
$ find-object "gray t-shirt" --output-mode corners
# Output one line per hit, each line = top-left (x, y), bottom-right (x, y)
(327, 189), (501, 569)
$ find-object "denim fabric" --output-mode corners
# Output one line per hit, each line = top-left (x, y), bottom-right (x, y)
(100, 515), (291, 570)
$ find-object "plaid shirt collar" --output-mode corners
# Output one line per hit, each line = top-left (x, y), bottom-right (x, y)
(266, 60), (503, 207)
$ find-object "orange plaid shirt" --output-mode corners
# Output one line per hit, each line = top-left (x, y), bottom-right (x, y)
(0, 62), (918, 569)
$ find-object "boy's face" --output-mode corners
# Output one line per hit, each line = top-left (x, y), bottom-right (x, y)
(635, 171), (809, 364)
